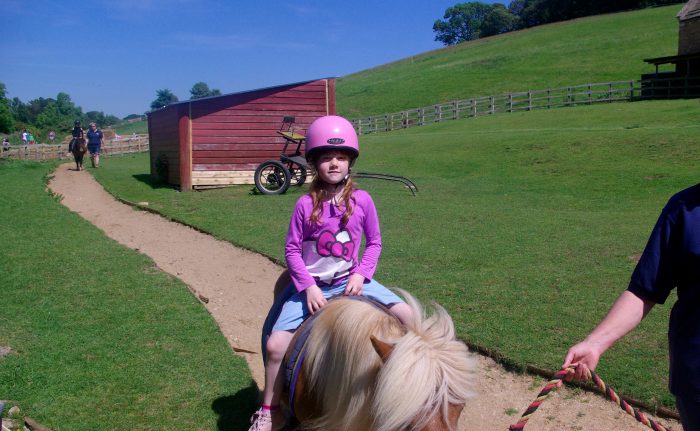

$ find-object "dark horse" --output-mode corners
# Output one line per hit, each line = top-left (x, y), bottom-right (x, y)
(71, 137), (87, 171)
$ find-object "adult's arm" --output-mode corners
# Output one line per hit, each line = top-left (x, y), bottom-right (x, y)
(563, 290), (656, 380)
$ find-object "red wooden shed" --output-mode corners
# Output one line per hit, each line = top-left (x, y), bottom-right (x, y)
(147, 78), (336, 190)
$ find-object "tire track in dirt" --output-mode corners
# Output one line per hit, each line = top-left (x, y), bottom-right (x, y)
(48, 163), (681, 431)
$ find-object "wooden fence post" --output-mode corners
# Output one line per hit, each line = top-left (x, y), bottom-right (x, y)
(527, 91), (532, 111)
(629, 80), (635, 100)
(508, 94), (513, 113)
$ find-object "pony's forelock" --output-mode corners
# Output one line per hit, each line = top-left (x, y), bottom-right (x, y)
(372, 290), (476, 431)
(298, 291), (476, 431)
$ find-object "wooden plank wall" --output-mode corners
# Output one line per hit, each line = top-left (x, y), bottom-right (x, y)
(148, 105), (181, 184)
(190, 79), (333, 187)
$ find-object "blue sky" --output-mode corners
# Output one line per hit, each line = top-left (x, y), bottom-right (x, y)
(1, 0), (505, 118)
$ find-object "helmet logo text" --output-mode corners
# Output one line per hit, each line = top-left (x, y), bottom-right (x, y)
(327, 138), (345, 145)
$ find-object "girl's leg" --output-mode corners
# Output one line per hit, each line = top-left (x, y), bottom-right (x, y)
(358, 278), (414, 327)
(262, 330), (295, 406)
(389, 302), (414, 327)
(250, 330), (294, 431)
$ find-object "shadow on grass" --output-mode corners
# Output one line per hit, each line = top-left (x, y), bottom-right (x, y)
(212, 380), (260, 431)
(132, 174), (179, 190)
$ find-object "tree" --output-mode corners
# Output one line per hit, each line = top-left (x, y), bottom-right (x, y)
(481, 4), (519, 37)
(34, 92), (82, 133)
(190, 82), (222, 99)
(150, 89), (179, 111)
(0, 83), (13, 133)
(433, 2), (494, 45)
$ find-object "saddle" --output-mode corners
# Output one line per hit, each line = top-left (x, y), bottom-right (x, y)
(283, 295), (392, 416)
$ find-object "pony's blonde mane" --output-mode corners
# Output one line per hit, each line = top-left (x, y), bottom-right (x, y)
(300, 291), (476, 431)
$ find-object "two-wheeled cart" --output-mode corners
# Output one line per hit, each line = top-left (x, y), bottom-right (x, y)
(254, 117), (418, 196)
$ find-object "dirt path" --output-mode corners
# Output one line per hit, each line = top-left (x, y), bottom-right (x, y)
(49, 163), (681, 431)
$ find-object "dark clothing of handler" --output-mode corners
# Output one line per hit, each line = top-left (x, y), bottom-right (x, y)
(563, 183), (700, 430)
(86, 127), (103, 154)
(86, 123), (104, 168)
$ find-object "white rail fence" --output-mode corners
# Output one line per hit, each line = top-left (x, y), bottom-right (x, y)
(350, 77), (700, 135)
(1, 135), (149, 161)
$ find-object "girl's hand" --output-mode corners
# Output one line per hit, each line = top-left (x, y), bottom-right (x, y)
(345, 273), (365, 296)
(305, 285), (327, 314)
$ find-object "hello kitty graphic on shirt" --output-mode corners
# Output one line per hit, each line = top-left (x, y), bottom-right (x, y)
(301, 229), (354, 284)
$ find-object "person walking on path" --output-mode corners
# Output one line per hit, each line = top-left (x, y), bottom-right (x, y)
(86, 122), (104, 168)
(248, 115), (414, 431)
(563, 182), (700, 431)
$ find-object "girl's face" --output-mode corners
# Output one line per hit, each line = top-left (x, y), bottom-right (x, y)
(315, 150), (351, 186)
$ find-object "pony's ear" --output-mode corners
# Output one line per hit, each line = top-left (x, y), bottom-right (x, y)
(370, 335), (395, 363)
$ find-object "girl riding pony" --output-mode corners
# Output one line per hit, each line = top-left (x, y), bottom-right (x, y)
(249, 115), (413, 431)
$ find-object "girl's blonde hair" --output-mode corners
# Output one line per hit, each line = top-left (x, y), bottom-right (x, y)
(308, 151), (356, 226)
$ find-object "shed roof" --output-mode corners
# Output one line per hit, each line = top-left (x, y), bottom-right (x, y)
(678, 0), (700, 21)
(147, 77), (336, 114)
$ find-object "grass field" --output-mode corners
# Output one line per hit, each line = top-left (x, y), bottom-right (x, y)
(91, 98), (700, 409)
(114, 119), (148, 136)
(3, 4), (696, 423)
(337, 5), (680, 118)
(0, 161), (257, 430)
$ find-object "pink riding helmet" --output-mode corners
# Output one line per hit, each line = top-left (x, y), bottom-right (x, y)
(304, 115), (359, 161)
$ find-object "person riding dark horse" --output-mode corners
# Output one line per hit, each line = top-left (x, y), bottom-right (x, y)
(69, 120), (84, 154)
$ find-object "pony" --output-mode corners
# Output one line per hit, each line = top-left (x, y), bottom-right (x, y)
(71, 137), (87, 171)
(283, 291), (476, 431)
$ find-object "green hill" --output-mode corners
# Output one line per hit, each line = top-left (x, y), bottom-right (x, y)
(337, 5), (680, 118)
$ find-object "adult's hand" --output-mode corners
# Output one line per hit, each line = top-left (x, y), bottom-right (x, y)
(562, 340), (602, 381)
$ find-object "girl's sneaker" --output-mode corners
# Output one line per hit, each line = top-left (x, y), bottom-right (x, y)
(248, 407), (285, 431)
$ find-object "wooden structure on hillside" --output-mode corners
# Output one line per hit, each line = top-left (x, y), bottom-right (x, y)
(642, 0), (700, 97)
(147, 78), (335, 190)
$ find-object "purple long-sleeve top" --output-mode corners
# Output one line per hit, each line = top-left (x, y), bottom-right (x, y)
(285, 189), (382, 292)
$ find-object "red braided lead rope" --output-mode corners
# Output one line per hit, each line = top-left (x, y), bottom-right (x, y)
(508, 366), (673, 431)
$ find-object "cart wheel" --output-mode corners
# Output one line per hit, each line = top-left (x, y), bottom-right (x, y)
(289, 164), (307, 187)
(255, 160), (291, 195)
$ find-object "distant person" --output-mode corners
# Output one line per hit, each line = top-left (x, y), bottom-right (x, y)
(2, 138), (9, 151)
(86, 122), (104, 168)
(563, 182), (700, 431)
(21, 129), (28, 147)
(69, 120), (84, 153)
(27, 132), (35, 145)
